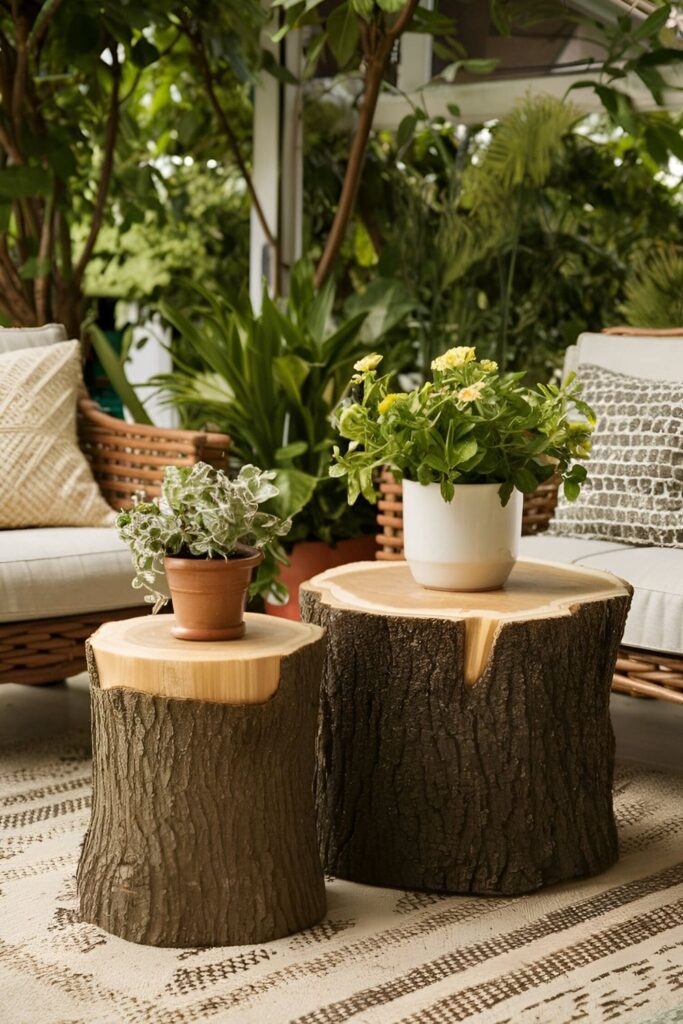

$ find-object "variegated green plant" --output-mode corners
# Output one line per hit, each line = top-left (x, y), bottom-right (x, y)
(116, 462), (291, 611)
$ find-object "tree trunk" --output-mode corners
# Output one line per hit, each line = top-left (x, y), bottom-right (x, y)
(301, 560), (632, 896)
(77, 616), (327, 946)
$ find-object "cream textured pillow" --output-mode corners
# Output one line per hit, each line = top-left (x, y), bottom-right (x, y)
(0, 341), (115, 528)
(549, 364), (683, 548)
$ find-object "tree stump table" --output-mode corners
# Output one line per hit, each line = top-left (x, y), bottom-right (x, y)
(300, 560), (632, 896)
(77, 612), (326, 947)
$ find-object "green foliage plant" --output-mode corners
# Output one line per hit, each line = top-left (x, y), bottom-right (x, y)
(274, 0), (456, 287)
(116, 462), (291, 611)
(154, 260), (387, 547)
(621, 243), (683, 327)
(320, 97), (683, 381)
(493, 2), (683, 167)
(331, 348), (594, 508)
(0, 0), (264, 334)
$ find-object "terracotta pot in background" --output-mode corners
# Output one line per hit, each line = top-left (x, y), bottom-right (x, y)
(165, 545), (264, 641)
(266, 535), (376, 621)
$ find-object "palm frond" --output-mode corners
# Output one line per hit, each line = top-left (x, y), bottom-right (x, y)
(621, 243), (683, 328)
(437, 94), (581, 284)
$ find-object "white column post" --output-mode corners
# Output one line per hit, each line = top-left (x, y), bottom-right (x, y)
(396, 0), (433, 94)
(250, 13), (280, 311)
(280, 30), (304, 294)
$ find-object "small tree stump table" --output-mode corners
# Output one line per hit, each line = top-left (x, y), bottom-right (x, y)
(77, 612), (326, 947)
(301, 560), (632, 896)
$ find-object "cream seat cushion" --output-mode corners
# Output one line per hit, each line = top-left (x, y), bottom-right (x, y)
(520, 536), (683, 656)
(0, 340), (114, 528)
(0, 528), (147, 622)
(0, 323), (67, 353)
(563, 332), (683, 382)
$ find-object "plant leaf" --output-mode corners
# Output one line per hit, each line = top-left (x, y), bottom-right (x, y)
(631, 5), (669, 42)
(327, 2), (359, 67)
(268, 468), (318, 519)
(89, 325), (153, 425)
(0, 166), (52, 198)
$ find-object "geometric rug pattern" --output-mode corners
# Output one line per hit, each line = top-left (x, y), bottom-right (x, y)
(1, 727), (682, 1024)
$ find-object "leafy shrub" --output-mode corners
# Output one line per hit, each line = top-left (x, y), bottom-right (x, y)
(331, 349), (594, 506)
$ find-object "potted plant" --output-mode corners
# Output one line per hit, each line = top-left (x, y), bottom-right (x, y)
(116, 462), (291, 640)
(331, 348), (594, 591)
(153, 261), (409, 618)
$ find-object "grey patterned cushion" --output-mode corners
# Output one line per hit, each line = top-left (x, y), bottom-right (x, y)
(549, 364), (683, 548)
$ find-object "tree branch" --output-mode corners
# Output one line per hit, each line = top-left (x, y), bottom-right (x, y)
(34, 193), (53, 322)
(314, 0), (419, 288)
(74, 51), (120, 284)
(0, 119), (22, 164)
(386, 0), (420, 41)
(0, 237), (36, 322)
(186, 23), (281, 291)
(56, 205), (73, 279)
(11, 1), (29, 140)
(28, 0), (66, 53)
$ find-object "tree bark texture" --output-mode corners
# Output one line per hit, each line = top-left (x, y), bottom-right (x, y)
(300, 590), (631, 896)
(77, 637), (327, 947)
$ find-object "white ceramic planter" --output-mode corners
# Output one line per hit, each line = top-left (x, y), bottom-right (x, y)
(402, 480), (523, 591)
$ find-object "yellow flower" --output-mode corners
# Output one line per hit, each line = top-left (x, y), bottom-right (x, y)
(353, 353), (383, 374)
(480, 359), (498, 372)
(378, 392), (404, 415)
(431, 346), (476, 372)
(457, 381), (486, 403)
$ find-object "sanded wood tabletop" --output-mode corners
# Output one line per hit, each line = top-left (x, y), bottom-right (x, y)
(303, 559), (630, 685)
(90, 612), (323, 704)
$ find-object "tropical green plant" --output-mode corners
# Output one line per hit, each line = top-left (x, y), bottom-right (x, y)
(437, 95), (581, 369)
(153, 261), (409, 546)
(274, 0), (461, 288)
(116, 462), (291, 611)
(621, 243), (683, 327)
(304, 94), (586, 374)
(564, 2), (683, 168)
(331, 347), (594, 507)
(87, 324), (153, 425)
(0, 0), (264, 334)
(312, 95), (683, 380)
(82, 161), (249, 308)
(494, 2), (683, 168)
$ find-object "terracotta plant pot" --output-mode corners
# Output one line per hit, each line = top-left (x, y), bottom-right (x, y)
(165, 545), (264, 641)
(266, 535), (377, 621)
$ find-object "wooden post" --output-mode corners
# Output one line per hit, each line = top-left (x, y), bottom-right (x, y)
(301, 560), (632, 896)
(77, 613), (326, 947)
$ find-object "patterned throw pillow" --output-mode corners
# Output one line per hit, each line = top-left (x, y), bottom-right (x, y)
(549, 363), (683, 548)
(0, 341), (115, 528)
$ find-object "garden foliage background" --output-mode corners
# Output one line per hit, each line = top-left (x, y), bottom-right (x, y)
(0, 0), (682, 556)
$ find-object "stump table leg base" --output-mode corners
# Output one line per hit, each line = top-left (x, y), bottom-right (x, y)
(302, 584), (630, 896)
(78, 639), (326, 947)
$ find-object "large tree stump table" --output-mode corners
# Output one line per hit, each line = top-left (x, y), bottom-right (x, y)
(77, 612), (326, 947)
(300, 560), (632, 896)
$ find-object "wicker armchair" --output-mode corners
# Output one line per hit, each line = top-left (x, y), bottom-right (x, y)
(0, 397), (229, 686)
(375, 329), (683, 706)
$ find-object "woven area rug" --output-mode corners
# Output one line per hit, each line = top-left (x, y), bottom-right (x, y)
(1, 727), (682, 1024)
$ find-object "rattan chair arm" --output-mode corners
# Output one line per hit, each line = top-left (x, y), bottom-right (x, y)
(601, 326), (683, 336)
(77, 397), (229, 449)
(77, 397), (230, 510)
